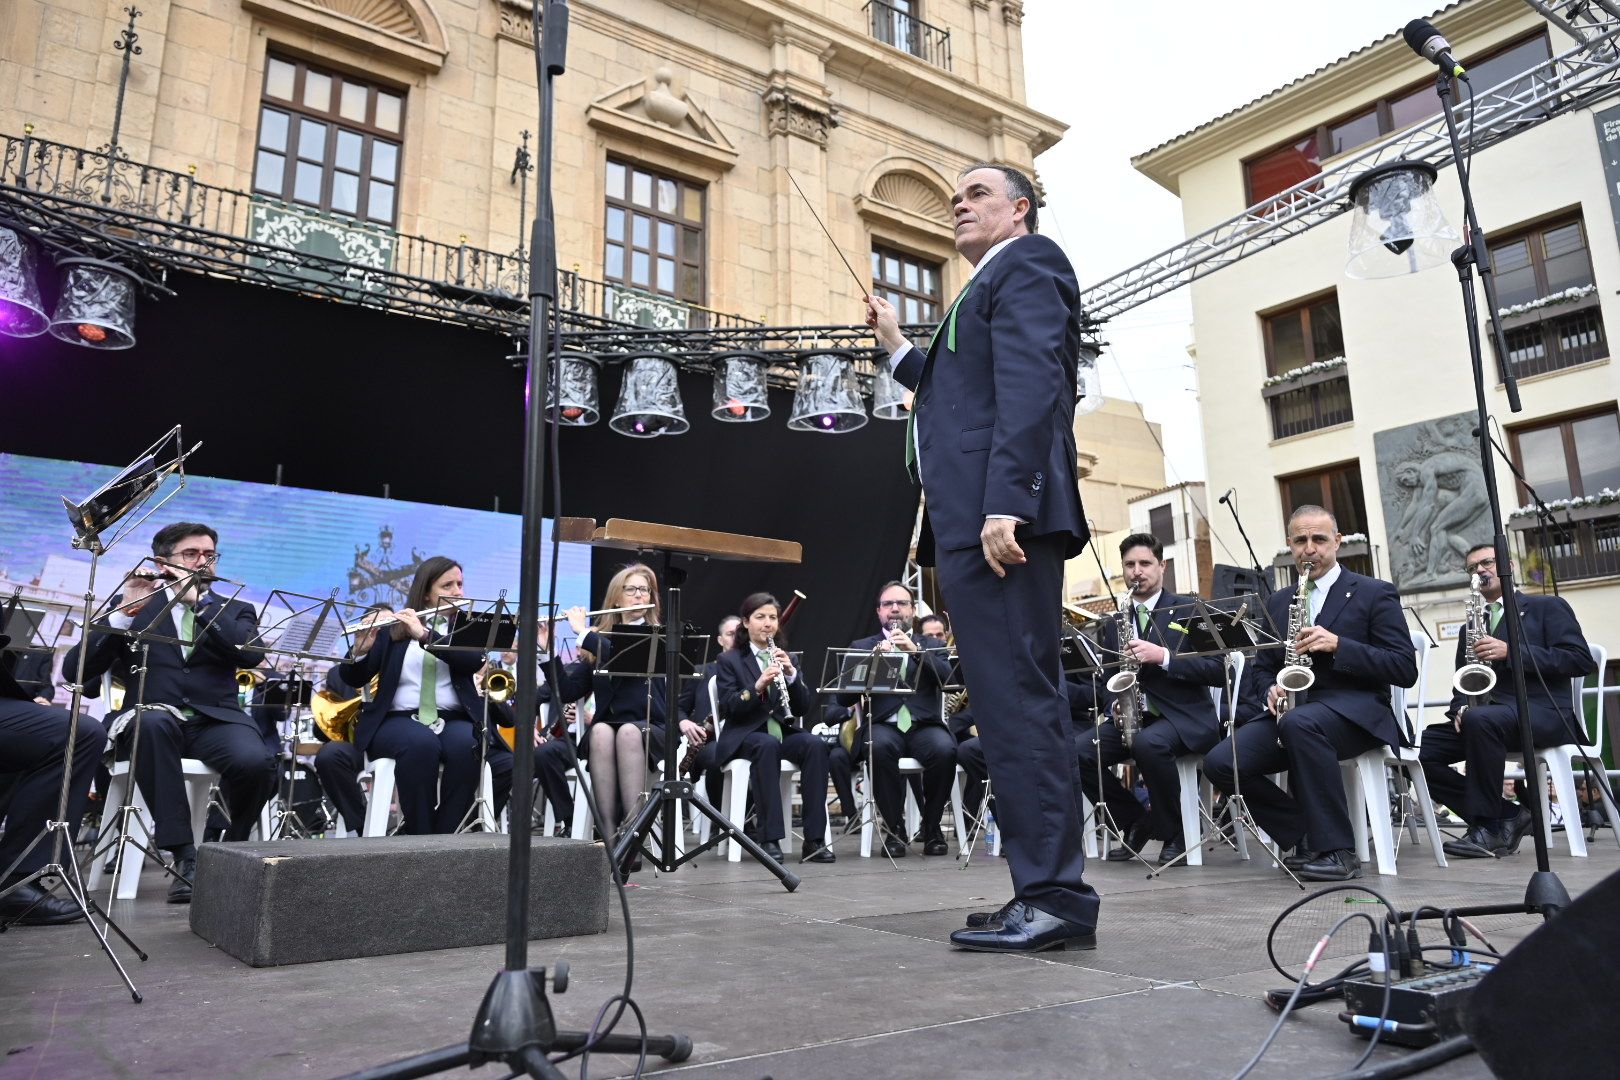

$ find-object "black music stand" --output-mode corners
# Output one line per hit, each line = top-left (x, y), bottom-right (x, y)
(258, 674), (318, 839)
(814, 646), (923, 863)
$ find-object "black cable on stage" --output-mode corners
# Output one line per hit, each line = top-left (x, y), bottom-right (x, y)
(1314, 1035), (1474, 1080)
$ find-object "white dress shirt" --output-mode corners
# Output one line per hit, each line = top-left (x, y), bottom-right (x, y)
(1307, 563), (1343, 624)
(391, 627), (458, 713)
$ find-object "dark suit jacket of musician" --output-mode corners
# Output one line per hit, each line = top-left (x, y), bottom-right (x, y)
(338, 625), (484, 755)
(894, 233), (1088, 563)
(1094, 591), (1227, 754)
(1, 634), (37, 701)
(65, 591), (264, 728)
(834, 633), (952, 732)
(549, 629), (669, 735)
(1251, 569), (1417, 749)
(1445, 591), (1594, 732)
(713, 646), (812, 764)
(679, 659), (720, 726)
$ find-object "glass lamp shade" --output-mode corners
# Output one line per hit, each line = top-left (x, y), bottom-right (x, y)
(787, 350), (868, 433)
(1345, 160), (1458, 279)
(546, 353), (601, 426)
(1074, 343), (1105, 417)
(609, 352), (689, 438)
(710, 351), (770, 422)
(871, 363), (910, 420)
(48, 259), (138, 349)
(0, 225), (50, 337)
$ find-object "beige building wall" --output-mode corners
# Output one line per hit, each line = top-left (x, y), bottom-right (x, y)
(1, 0), (1060, 329)
(1134, 0), (1620, 721)
(1064, 396), (1168, 603)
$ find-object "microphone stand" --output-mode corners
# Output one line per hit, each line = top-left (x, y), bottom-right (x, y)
(1221, 492), (1273, 597)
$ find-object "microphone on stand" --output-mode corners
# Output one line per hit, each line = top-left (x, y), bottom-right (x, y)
(1403, 18), (1467, 79)
(1218, 488), (1235, 506)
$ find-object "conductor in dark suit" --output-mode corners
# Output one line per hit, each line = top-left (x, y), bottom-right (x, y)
(0, 638), (106, 925)
(868, 162), (1098, 952)
(835, 582), (956, 857)
(1233, 505), (1417, 882)
(1421, 544), (1595, 858)
(1079, 533), (1226, 866)
(713, 592), (834, 863)
(64, 522), (275, 903)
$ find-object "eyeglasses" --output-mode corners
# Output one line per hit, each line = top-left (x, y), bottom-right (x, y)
(169, 548), (220, 564)
(622, 584), (652, 596)
(878, 599), (913, 608)
(1465, 557), (1497, 574)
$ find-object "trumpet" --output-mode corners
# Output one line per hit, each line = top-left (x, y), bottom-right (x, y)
(1452, 573), (1497, 700)
(236, 669), (266, 691)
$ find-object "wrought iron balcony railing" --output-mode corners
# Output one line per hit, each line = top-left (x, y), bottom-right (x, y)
(1499, 297), (1609, 379)
(1262, 368), (1353, 440)
(1514, 508), (1620, 584)
(863, 0), (952, 71)
(0, 131), (758, 337)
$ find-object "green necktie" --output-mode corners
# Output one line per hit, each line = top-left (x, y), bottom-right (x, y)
(1134, 606), (1160, 717)
(1489, 599), (1503, 633)
(180, 604), (197, 659)
(896, 654), (912, 733)
(418, 623), (440, 727)
(756, 650), (784, 741)
(904, 280), (976, 483)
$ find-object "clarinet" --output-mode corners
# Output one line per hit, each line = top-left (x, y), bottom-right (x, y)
(766, 635), (794, 721)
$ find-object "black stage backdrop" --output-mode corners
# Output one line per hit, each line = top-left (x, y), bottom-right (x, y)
(0, 271), (919, 683)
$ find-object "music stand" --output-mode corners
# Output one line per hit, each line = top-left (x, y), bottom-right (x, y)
(0, 428), (199, 1002)
(814, 646), (923, 863)
(0, 592), (71, 701)
(258, 674), (318, 839)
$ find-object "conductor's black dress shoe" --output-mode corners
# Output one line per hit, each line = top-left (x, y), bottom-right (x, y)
(949, 901), (1097, 953)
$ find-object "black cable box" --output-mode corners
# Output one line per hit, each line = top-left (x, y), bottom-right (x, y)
(1339, 963), (1493, 1048)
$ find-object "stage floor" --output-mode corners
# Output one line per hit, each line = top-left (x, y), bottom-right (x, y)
(3, 828), (1614, 1080)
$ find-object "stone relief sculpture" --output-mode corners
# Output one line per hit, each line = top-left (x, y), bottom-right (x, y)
(1374, 412), (1492, 590)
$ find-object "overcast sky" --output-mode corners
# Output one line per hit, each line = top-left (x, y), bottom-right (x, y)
(1022, 1), (1436, 484)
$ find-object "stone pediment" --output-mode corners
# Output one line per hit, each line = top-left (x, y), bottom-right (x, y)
(586, 70), (737, 176)
(241, 0), (448, 70)
(856, 158), (956, 246)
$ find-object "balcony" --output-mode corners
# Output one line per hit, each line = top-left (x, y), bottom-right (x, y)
(1271, 539), (1373, 589)
(1262, 364), (1353, 440)
(1498, 291), (1609, 379)
(1512, 506), (1620, 584)
(864, 0), (952, 71)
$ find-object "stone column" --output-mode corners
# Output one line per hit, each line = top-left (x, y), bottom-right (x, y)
(763, 22), (836, 326)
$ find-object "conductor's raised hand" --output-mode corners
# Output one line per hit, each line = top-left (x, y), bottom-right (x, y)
(866, 294), (904, 353)
(981, 518), (1026, 579)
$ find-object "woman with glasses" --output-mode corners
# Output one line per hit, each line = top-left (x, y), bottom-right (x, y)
(554, 564), (702, 870)
(340, 556), (487, 834)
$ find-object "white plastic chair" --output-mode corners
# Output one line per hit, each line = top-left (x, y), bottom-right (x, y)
(1506, 643), (1618, 857)
(700, 675), (818, 861)
(362, 757), (496, 836)
(1341, 631), (1447, 876)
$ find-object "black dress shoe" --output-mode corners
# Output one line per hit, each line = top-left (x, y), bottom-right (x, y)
(1105, 817), (1152, 861)
(761, 840), (784, 862)
(801, 840), (836, 863)
(964, 898), (1017, 929)
(1498, 805), (1534, 854)
(0, 880), (87, 926)
(882, 836), (909, 858)
(167, 854), (196, 905)
(923, 831), (949, 857)
(1281, 848), (1318, 871)
(1442, 826), (1500, 860)
(949, 901), (1097, 953)
(1156, 839), (1186, 866)
(1296, 848), (1362, 881)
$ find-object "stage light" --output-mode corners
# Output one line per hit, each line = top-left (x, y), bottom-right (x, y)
(550, 353), (601, 426)
(1075, 341), (1105, 417)
(787, 350), (867, 434)
(1345, 160), (1457, 279)
(709, 351), (770, 422)
(48, 259), (138, 349)
(0, 224), (50, 338)
(870, 363), (909, 421)
(609, 352), (689, 438)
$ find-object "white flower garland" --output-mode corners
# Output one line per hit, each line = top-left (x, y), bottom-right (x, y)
(1508, 487), (1620, 520)
(1261, 356), (1347, 389)
(1274, 532), (1368, 555)
(1496, 283), (1597, 320)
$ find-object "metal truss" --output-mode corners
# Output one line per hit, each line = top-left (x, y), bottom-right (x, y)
(1079, 0), (1620, 324)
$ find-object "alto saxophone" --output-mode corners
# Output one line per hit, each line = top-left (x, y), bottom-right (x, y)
(1452, 573), (1498, 701)
(1105, 603), (1145, 747)
(1275, 569), (1316, 715)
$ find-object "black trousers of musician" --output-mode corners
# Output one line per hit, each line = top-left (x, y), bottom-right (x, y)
(957, 736), (988, 822)
(126, 711), (276, 850)
(1278, 705), (1384, 853)
(1203, 718), (1299, 847)
(1077, 717), (1196, 844)
(0, 701), (106, 879)
(827, 744), (857, 826)
(313, 741), (367, 833)
(723, 731), (829, 844)
(936, 534), (1099, 929)
(1420, 704), (1572, 826)
(534, 738), (576, 831)
(368, 711), (478, 835)
(862, 722), (955, 838)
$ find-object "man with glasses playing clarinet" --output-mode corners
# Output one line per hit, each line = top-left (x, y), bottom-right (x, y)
(64, 522), (276, 904)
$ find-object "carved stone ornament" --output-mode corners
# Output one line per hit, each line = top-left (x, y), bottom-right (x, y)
(763, 87), (836, 147)
(497, 0), (535, 44)
(643, 67), (690, 128)
(1001, 0), (1024, 26)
